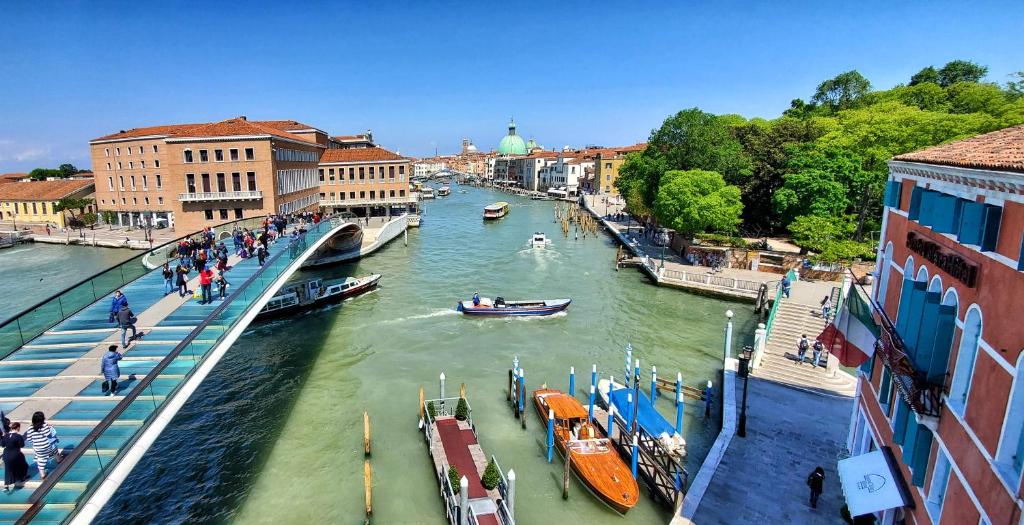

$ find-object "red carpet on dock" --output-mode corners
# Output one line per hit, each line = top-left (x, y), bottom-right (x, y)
(436, 418), (487, 499)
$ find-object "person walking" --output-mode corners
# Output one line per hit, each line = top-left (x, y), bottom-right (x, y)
(796, 334), (810, 364)
(198, 267), (214, 304)
(256, 244), (266, 266)
(162, 263), (173, 296)
(117, 303), (137, 348)
(780, 275), (792, 299)
(101, 345), (122, 396)
(1, 419), (29, 491)
(820, 295), (831, 320)
(216, 271), (229, 300)
(812, 339), (825, 368)
(176, 264), (189, 297)
(108, 290), (127, 323)
(23, 412), (58, 480)
(807, 466), (825, 508)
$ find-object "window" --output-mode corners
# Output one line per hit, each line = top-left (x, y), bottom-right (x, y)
(234, 208), (243, 219)
(400, 189), (406, 197)
(605, 162), (612, 169)
(232, 173), (241, 192)
(216, 173), (226, 193)
(106, 163), (111, 170)
(949, 307), (982, 415)
(230, 148), (239, 161)
(389, 190), (395, 198)
(41, 202), (47, 214)
(121, 197), (126, 204)
(144, 197), (150, 205)
(119, 176), (125, 190)
(104, 148), (110, 157)
(186, 174), (196, 193)
(142, 175), (148, 190)
(115, 147), (120, 155)
(154, 160), (160, 168)
(399, 166), (405, 175)
(359, 167), (365, 180)
(156, 174), (162, 188)
(369, 166), (375, 179)
(129, 161), (134, 170)
(117, 162), (122, 170)
(204, 210), (214, 220)
(141, 161), (146, 169)
(996, 354), (1024, 488)
(926, 448), (952, 522)
(31, 203), (37, 214)
(349, 168), (355, 180)
(184, 150), (194, 163)
(370, 191), (376, 199)
(201, 173), (211, 192)
(245, 148), (255, 160)
(349, 192), (355, 199)
(199, 150), (209, 162)
(153, 145), (159, 153)
(132, 197), (137, 205)
(360, 191), (365, 199)
(158, 197), (164, 204)
(389, 166), (395, 178)
(219, 209), (228, 220)
(215, 149), (224, 162)
(108, 177), (114, 191)
(126, 146), (131, 155)
(247, 172), (257, 191)
(319, 169), (325, 181)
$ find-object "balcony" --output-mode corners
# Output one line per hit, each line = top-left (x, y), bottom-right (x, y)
(178, 190), (263, 202)
(320, 195), (419, 208)
(872, 301), (944, 419)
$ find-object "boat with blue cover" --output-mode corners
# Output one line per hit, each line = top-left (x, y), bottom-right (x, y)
(597, 378), (687, 458)
(456, 296), (570, 316)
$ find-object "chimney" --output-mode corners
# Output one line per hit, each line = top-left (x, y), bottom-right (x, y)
(239, 115), (247, 121)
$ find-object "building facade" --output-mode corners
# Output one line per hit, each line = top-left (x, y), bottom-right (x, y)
(847, 125), (1024, 525)
(593, 144), (647, 196)
(0, 178), (95, 228)
(317, 146), (416, 218)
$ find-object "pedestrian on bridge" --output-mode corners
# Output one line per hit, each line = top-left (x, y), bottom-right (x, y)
(101, 345), (123, 396)
(780, 275), (792, 299)
(797, 334), (810, 364)
(117, 303), (138, 348)
(199, 267), (214, 304)
(1, 419), (29, 491)
(176, 264), (189, 297)
(162, 263), (173, 295)
(24, 412), (58, 480)
(108, 290), (127, 323)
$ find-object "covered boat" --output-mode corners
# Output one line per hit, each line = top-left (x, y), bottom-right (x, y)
(533, 388), (639, 514)
(456, 296), (570, 316)
(483, 202), (509, 220)
(421, 187), (436, 199)
(437, 185), (451, 196)
(598, 378), (686, 458)
(257, 274), (381, 320)
(529, 232), (551, 248)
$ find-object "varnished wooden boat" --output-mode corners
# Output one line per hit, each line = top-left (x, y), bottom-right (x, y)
(533, 388), (639, 514)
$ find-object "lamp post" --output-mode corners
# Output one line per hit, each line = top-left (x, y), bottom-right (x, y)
(724, 310), (734, 360)
(737, 345), (753, 437)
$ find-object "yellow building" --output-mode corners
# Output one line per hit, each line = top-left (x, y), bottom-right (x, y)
(0, 178), (96, 228)
(592, 144), (647, 196)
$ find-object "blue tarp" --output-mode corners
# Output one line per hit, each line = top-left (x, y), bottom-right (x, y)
(608, 385), (677, 438)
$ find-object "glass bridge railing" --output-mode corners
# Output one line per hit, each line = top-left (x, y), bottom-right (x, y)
(16, 217), (345, 524)
(0, 217), (267, 360)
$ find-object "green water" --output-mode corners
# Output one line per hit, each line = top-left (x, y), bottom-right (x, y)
(233, 187), (757, 524)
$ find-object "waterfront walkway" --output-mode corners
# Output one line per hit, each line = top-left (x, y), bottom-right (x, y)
(0, 218), (353, 524)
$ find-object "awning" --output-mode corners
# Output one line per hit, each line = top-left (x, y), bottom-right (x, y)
(838, 448), (911, 517)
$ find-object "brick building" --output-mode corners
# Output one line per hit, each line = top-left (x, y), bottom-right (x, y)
(317, 146), (416, 218)
(846, 125), (1024, 524)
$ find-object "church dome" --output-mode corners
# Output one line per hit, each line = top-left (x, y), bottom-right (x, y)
(497, 119), (528, 155)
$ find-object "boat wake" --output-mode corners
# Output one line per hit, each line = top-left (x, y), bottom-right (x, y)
(379, 309), (459, 325)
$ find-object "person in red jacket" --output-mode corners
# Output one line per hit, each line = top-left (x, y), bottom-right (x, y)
(198, 267), (214, 304)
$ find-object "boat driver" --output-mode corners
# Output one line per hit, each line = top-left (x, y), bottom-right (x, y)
(472, 292), (480, 306)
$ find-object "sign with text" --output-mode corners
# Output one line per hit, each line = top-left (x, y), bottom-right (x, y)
(906, 231), (978, 288)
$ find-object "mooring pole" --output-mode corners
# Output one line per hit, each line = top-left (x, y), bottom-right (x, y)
(626, 391), (634, 433)
(650, 365), (657, 404)
(507, 469), (516, 519)
(630, 433), (639, 479)
(606, 404), (616, 439)
(590, 364), (597, 393)
(588, 384), (596, 423)
(705, 380), (713, 418)
(440, 372), (446, 408)
(562, 449), (572, 499)
(624, 344), (633, 389)
(459, 476), (470, 525)
(546, 408), (555, 463)
(518, 369), (526, 429)
(569, 366), (575, 396)
(675, 373), (684, 436)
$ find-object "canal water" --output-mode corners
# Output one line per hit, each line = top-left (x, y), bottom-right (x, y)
(0, 243), (136, 323)
(63, 187), (756, 524)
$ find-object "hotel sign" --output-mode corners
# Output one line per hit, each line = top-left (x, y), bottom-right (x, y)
(906, 232), (978, 288)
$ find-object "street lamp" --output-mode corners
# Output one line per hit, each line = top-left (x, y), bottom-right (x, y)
(737, 345), (753, 437)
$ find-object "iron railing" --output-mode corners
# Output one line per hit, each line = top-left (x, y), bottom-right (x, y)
(177, 190), (263, 202)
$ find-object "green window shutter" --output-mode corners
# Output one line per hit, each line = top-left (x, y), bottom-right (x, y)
(958, 201), (985, 245)
(880, 368), (893, 411)
(980, 204), (1002, 252)
(903, 416), (920, 460)
(895, 278), (916, 335)
(911, 426), (934, 487)
(914, 292), (942, 372)
(893, 398), (911, 445)
(908, 187), (924, 220)
(902, 281), (929, 357)
(928, 305), (958, 385)
(932, 195), (960, 234)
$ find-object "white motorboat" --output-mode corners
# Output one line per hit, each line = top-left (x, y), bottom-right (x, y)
(530, 232), (552, 248)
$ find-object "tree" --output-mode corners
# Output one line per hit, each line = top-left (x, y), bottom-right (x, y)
(937, 60), (988, 87)
(646, 108), (752, 185)
(615, 152), (665, 218)
(481, 459), (500, 490)
(54, 197), (94, 231)
(909, 66), (940, 86)
(455, 397), (469, 421)
(812, 70), (871, 111)
(58, 164), (78, 178)
(945, 82), (1010, 115)
(101, 210), (117, 230)
(29, 168), (61, 180)
(80, 212), (98, 230)
(653, 170), (743, 237)
(772, 169), (849, 225)
(1008, 72), (1024, 99)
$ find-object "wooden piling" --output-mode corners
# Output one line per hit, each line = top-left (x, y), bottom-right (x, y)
(364, 459), (373, 517)
(562, 449), (572, 499)
(364, 411), (371, 456)
(418, 386), (425, 419)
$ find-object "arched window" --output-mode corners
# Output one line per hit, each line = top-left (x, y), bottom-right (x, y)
(949, 306), (982, 415)
(876, 242), (894, 304)
(996, 353), (1024, 487)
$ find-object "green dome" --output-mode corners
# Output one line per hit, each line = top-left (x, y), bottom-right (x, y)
(497, 119), (528, 155)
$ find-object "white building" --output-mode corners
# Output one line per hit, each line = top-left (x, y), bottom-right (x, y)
(414, 158), (447, 178)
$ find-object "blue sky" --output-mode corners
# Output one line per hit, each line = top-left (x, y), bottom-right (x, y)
(0, 1), (1021, 171)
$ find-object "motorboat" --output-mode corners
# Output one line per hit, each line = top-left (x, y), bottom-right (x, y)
(529, 232), (552, 248)
(483, 202), (509, 220)
(421, 187), (436, 199)
(257, 274), (381, 320)
(456, 296), (570, 316)
(437, 185), (451, 197)
(597, 378), (686, 459)
(533, 388), (639, 514)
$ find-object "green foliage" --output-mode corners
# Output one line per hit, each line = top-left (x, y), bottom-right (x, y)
(427, 401), (437, 419)
(80, 212), (98, 227)
(1008, 72), (1024, 99)
(937, 60), (988, 87)
(481, 459), (500, 490)
(58, 164), (79, 178)
(787, 215), (875, 262)
(447, 465), (461, 494)
(28, 164), (80, 181)
(812, 70), (871, 111)
(646, 108), (752, 185)
(614, 152), (665, 217)
(909, 66), (939, 86)
(654, 170), (743, 237)
(455, 397), (469, 421)
(694, 233), (748, 248)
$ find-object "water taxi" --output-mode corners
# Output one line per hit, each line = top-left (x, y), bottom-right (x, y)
(597, 378), (686, 458)
(421, 187), (436, 199)
(457, 296), (570, 316)
(529, 232), (552, 248)
(533, 388), (639, 514)
(257, 274), (381, 320)
(437, 185), (451, 197)
(483, 202), (509, 220)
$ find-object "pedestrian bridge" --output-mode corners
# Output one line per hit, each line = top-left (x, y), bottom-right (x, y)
(0, 217), (355, 524)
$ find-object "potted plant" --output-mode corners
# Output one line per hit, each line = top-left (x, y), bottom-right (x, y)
(455, 397), (469, 421)
(448, 465), (460, 494)
(481, 458), (500, 490)
(427, 401), (437, 419)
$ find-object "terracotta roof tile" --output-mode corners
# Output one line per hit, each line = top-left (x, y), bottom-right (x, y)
(893, 125), (1024, 174)
(255, 120), (319, 132)
(320, 147), (407, 163)
(92, 124), (202, 142)
(93, 118), (323, 145)
(0, 173), (30, 183)
(0, 179), (94, 201)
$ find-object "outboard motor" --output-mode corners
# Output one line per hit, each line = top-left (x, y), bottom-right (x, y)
(495, 297), (506, 307)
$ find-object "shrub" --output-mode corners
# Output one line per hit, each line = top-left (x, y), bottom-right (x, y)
(448, 465), (461, 494)
(427, 401), (437, 419)
(481, 458), (500, 490)
(695, 233), (749, 248)
(455, 397), (469, 421)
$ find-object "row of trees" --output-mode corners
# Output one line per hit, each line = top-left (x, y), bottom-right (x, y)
(28, 163), (86, 180)
(615, 60), (1024, 261)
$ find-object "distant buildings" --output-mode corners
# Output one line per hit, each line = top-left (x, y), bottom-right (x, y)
(317, 146), (415, 217)
(590, 144), (647, 196)
(0, 178), (96, 228)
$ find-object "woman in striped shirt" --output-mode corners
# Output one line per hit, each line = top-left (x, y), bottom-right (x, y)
(23, 412), (58, 479)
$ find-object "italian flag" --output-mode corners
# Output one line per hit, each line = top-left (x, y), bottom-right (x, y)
(819, 286), (880, 367)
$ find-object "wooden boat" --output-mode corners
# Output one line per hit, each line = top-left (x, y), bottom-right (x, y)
(456, 297), (570, 316)
(533, 388), (639, 514)
(437, 185), (451, 196)
(257, 274), (381, 319)
(483, 202), (509, 220)
(598, 378), (686, 458)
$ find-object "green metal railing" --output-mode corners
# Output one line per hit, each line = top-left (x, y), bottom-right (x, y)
(18, 217), (345, 524)
(764, 269), (798, 339)
(0, 217), (265, 360)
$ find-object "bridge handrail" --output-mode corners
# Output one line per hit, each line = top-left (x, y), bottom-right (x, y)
(0, 216), (267, 360)
(16, 218), (342, 524)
